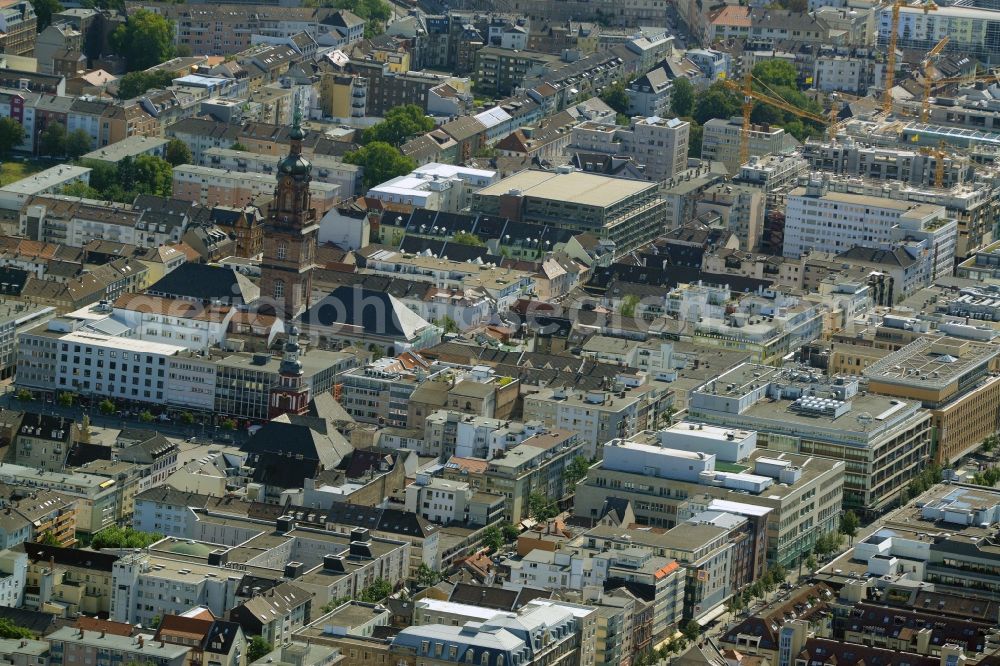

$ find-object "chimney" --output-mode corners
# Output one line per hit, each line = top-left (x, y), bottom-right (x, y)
(138, 636), (144, 649)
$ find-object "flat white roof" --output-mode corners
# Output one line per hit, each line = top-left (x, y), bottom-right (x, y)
(415, 599), (508, 621)
(706, 499), (773, 517)
(666, 422), (754, 441)
(0, 165), (91, 194)
(413, 163), (496, 179)
(616, 441), (708, 460)
(60, 330), (186, 355)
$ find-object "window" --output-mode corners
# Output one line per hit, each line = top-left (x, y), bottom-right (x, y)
(276, 241), (288, 259)
(273, 280), (285, 299)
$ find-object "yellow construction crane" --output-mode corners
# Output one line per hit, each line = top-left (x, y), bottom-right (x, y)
(724, 74), (835, 166)
(918, 140), (949, 188)
(884, 0), (939, 115)
(921, 36), (949, 122)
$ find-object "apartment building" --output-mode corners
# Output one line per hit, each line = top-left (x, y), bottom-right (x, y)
(444, 429), (583, 523)
(522, 384), (673, 459)
(0, 0), (36, 56)
(23, 542), (118, 616)
(783, 182), (957, 283)
(473, 47), (560, 96)
(21, 195), (189, 248)
(570, 117), (690, 182)
(695, 184), (765, 252)
(574, 422), (843, 567)
(201, 146), (362, 196)
(172, 164), (340, 216)
(687, 364), (931, 518)
(470, 170), (667, 255)
(801, 139), (965, 189)
(48, 627), (188, 666)
(701, 118), (790, 173)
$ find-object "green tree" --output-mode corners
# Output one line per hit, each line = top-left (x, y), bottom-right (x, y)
(324, 0), (392, 37)
(230, 142), (247, 151)
(39, 121), (67, 157)
(133, 154), (173, 197)
(0, 117), (24, 156)
(527, 492), (558, 522)
(670, 78), (695, 117)
(179, 411), (195, 425)
(34, 0), (64, 31)
(110, 9), (175, 71)
(452, 231), (485, 247)
(563, 455), (591, 486)
(358, 578), (392, 602)
(682, 619), (701, 641)
(687, 122), (703, 158)
(91, 525), (163, 549)
(57, 391), (75, 407)
(98, 398), (115, 415)
(344, 141), (416, 189)
(752, 60), (799, 89)
(600, 81), (630, 115)
(415, 563), (441, 587)
(693, 82), (742, 125)
(116, 70), (174, 100)
(15, 389), (32, 402)
(164, 138), (192, 166)
(726, 594), (745, 616)
(435, 316), (460, 334)
(248, 636), (273, 662)
(66, 128), (93, 160)
(481, 525), (504, 552)
(501, 522), (520, 543)
(63, 181), (101, 198)
(0, 618), (32, 639)
(361, 104), (435, 146)
(804, 554), (818, 573)
(221, 419), (237, 430)
(839, 510), (860, 545)
(138, 410), (154, 423)
(621, 294), (639, 318)
(37, 531), (60, 546)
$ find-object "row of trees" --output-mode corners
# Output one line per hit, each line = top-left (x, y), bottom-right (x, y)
(91, 525), (163, 550)
(64, 154), (173, 202)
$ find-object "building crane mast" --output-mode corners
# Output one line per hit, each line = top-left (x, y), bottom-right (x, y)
(884, 0), (939, 115)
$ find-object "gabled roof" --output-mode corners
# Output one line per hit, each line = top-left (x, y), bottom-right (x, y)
(299, 285), (432, 342)
(146, 263), (256, 305)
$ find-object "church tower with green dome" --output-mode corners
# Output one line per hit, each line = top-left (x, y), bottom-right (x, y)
(260, 107), (319, 319)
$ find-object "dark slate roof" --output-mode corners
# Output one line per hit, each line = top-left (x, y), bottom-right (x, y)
(299, 285), (413, 339)
(146, 263), (248, 303)
(66, 441), (112, 467)
(291, 503), (436, 538)
(586, 264), (772, 294)
(23, 542), (119, 571)
(837, 245), (916, 268)
(0, 607), (58, 635)
(0, 267), (28, 295)
(797, 638), (938, 666)
(242, 421), (326, 460)
(250, 454), (320, 489)
(16, 412), (74, 443)
(449, 583), (519, 610)
(134, 486), (212, 509)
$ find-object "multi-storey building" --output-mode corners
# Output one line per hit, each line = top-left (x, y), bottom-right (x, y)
(171, 164), (340, 216)
(445, 429), (583, 523)
(574, 422), (843, 567)
(864, 337), (1000, 465)
(687, 364), (932, 518)
(701, 118), (790, 173)
(23, 542), (117, 616)
(470, 170), (667, 255)
(0, 0), (36, 56)
(48, 626), (189, 665)
(522, 384), (673, 458)
(201, 146), (362, 197)
(782, 181), (957, 282)
(571, 117), (690, 182)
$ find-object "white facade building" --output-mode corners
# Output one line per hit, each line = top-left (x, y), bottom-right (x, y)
(366, 164), (498, 213)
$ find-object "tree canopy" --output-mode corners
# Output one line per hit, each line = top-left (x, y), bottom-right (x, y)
(693, 82), (742, 125)
(670, 78), (695, 118)
(34, 0), (63, 32)
(39, 122), (67, 157)
(116, 70), (174, 100)
(164, 138), (192, 166)
(91, 525), (163, 549)
(749, 60), (824, 141)
(66, 128), (93, 160)
(70, 155), (173, 202)
(600, 81), (630, 115)
(360, 104), (435, 146)
(0, 118), (25, 156)
(0, 618), (32, 639)
(110, 9), (175, 72)
(344, 141), (415, 189)
(248, 637), (273, 662)
(527, 492), (558, 522)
